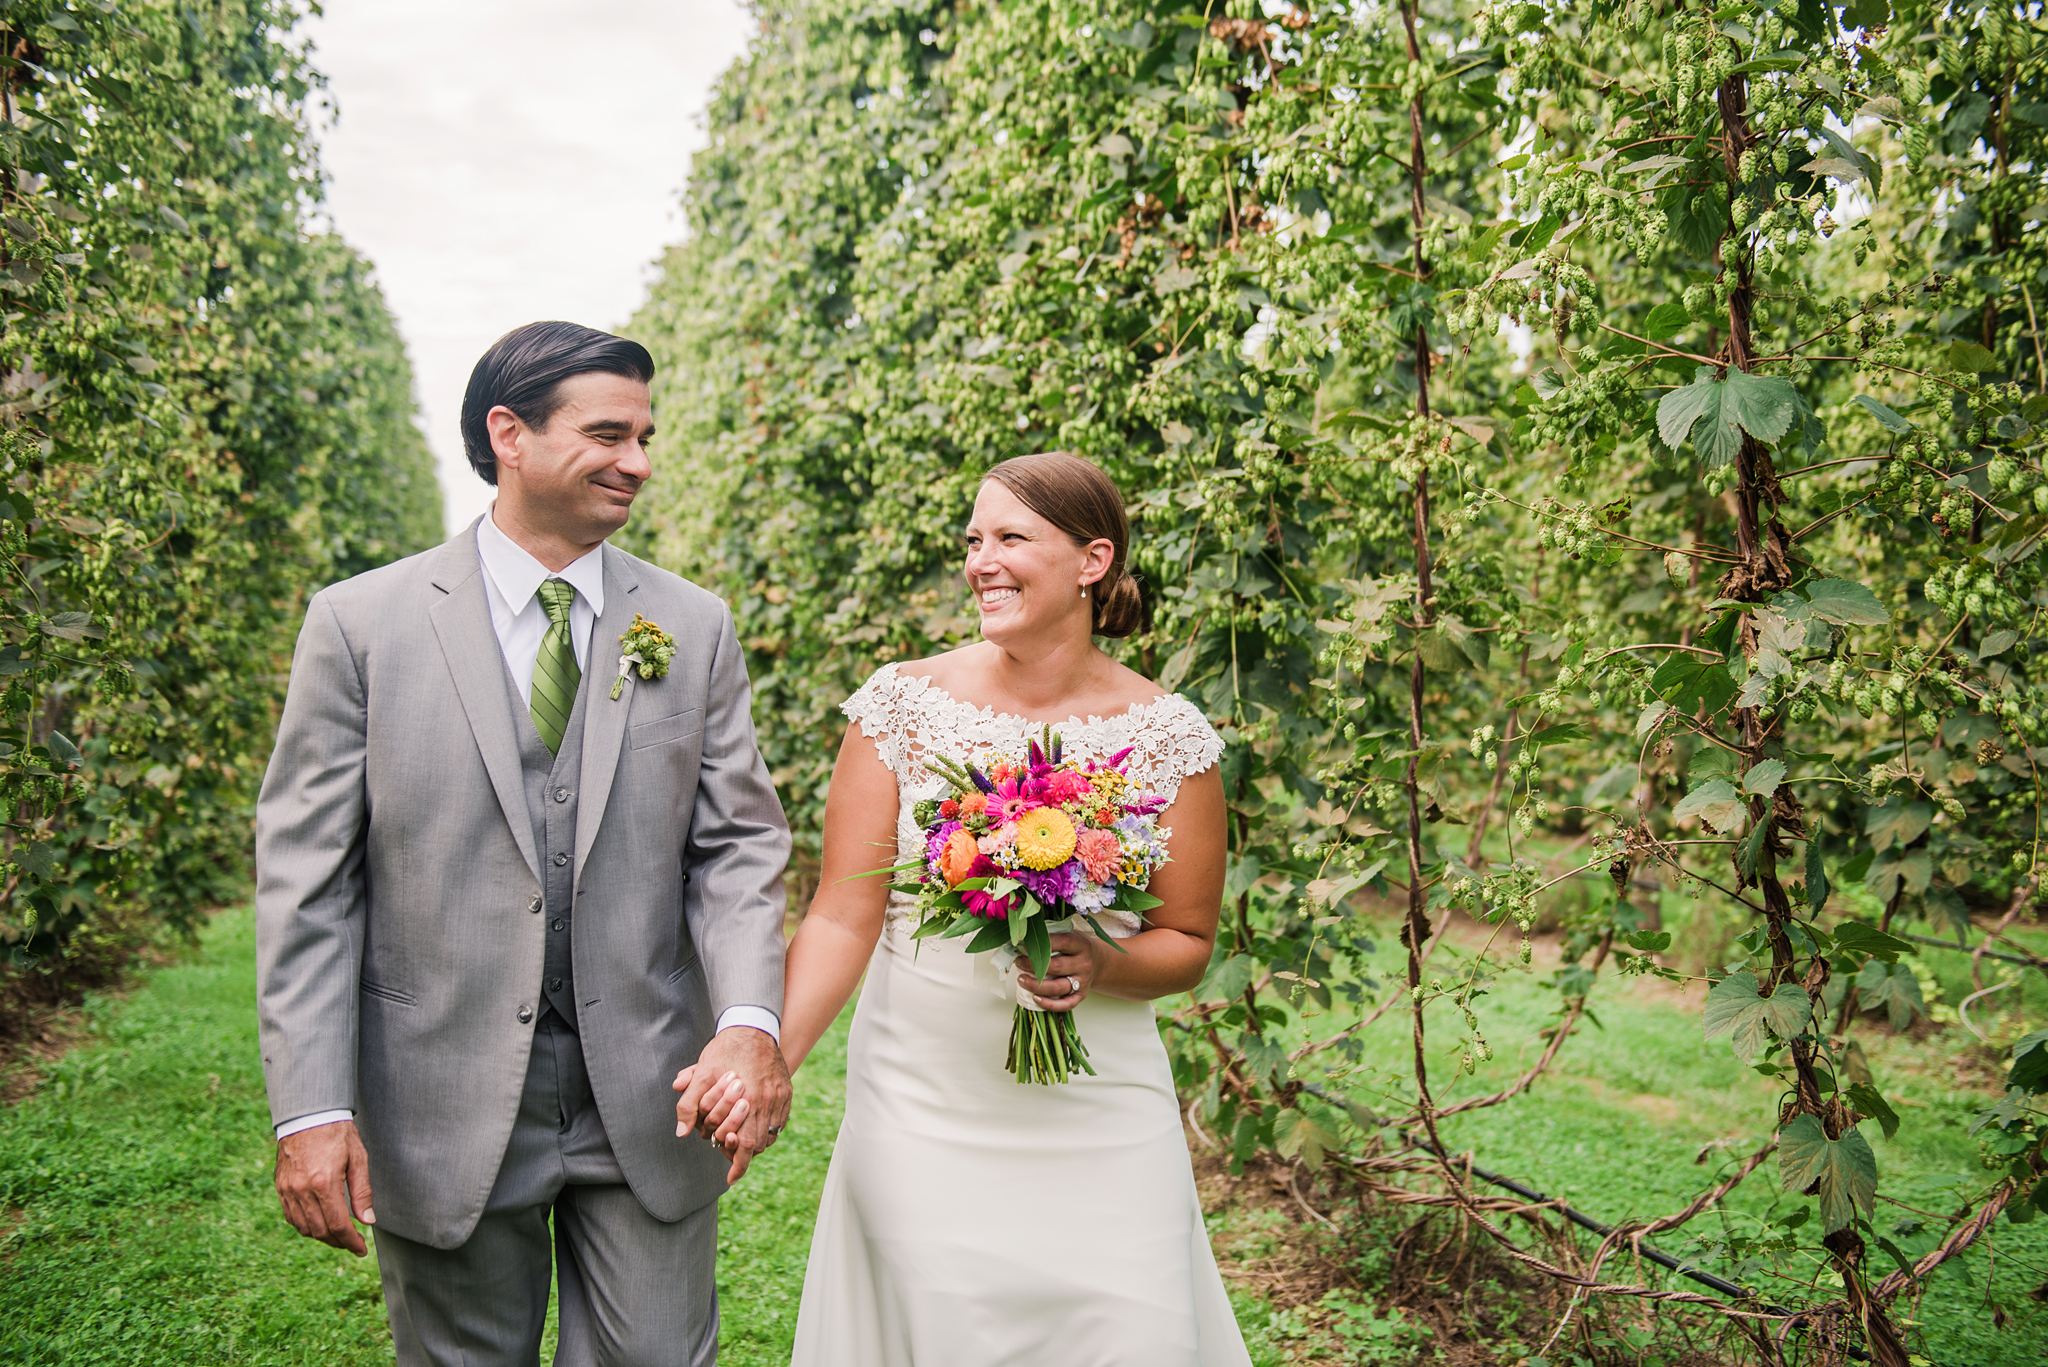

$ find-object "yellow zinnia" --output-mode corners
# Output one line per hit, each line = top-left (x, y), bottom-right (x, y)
(1013, 806), (1077, 870)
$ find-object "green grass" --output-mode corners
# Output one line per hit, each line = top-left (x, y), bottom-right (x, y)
(0, 907), (391, 1363)
(0, 906), (851, 1365)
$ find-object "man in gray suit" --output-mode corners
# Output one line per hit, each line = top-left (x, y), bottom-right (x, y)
(256, 321), (792, 1365)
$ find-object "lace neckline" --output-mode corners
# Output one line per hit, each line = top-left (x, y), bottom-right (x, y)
(882, 664), (1181, 733)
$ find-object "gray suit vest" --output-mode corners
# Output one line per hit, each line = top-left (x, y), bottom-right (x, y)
(507, 646), (591, 1029)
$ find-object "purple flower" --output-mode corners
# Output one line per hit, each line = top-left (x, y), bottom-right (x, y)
(1016, 860), (1080, 907)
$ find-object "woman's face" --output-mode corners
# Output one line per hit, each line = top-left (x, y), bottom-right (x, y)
(962, 480), (1110, 648)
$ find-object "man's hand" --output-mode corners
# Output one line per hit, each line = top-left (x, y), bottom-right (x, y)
(275, 1119), (375, 1257)
(672, 1027), (791, 1184)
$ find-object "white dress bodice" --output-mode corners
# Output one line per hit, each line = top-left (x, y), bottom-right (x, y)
(842, 662), (1225, 933)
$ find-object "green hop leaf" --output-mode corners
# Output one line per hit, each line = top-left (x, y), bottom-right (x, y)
(1778, 1113), (1878, 1234)
(1703, 970), (1812, 1059)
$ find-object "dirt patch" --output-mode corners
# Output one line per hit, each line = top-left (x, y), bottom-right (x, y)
(0, 927), (188, 1103)
(0, 1000), (98, 1105)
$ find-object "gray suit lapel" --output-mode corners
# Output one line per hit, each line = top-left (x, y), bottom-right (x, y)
(574, 545), (638, 870)
(428, 522), (543, 884)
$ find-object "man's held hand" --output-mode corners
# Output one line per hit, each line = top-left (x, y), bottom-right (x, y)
(672, 1026), (791, 1184)
(275, 1119), (375, 1257)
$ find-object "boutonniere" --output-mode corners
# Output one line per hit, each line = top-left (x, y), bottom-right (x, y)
(611, 614), (677, 700)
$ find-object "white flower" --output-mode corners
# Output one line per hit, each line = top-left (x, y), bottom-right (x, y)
(1068, 880), (1115, 913)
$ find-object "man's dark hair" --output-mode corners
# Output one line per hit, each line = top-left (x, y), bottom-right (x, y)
(460, 321), (655, 485)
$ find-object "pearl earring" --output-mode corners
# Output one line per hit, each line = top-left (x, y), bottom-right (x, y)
(1079, 584), (1088, 597)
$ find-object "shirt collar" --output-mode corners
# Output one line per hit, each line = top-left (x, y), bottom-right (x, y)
(476, 507), (606, 617)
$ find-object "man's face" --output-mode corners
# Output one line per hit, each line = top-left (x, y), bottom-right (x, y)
(489, 372), (655, 544)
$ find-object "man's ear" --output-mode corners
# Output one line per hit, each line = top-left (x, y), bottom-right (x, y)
(485, 406), (525, 474)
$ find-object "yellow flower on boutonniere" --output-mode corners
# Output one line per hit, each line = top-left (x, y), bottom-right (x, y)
(611, 614), (677, 700)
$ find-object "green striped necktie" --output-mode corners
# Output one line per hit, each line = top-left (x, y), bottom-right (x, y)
(530, 579), (580, 754)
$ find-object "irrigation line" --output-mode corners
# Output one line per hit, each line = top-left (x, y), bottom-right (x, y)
(1308, 1081), (1874, 1357)
(1396, 1135), (1872, 1363)
(1302, 1084), (1773, 1306)
(1898, 931), (2048, 973)
(1403, 1136), (1758, 1302)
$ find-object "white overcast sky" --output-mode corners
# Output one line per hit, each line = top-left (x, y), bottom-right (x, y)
(301, 0), (753, 534)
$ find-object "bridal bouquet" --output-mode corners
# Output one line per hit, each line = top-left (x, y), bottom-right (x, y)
(898, 730), (1170, 1085)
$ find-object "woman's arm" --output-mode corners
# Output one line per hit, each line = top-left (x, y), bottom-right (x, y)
(778, 724), (901, 1071)
(1015, 764), (1226, 1008)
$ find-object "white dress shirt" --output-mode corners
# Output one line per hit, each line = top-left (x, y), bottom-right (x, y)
(276, 509), (777, 1141)
(476, 505), (605, 700)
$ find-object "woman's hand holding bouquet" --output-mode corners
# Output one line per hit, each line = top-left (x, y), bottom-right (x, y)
(897, 729), (1171, 1084)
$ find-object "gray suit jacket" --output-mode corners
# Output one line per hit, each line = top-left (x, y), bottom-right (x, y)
(255, 522), (790, 1248)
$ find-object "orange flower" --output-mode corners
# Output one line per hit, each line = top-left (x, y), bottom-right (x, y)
(960, 792), (989, 818)
(939, 828), (981, 886)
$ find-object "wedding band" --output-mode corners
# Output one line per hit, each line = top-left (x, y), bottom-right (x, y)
(767, 1125), (783, 1136)
(1067, 976), (1081, 995)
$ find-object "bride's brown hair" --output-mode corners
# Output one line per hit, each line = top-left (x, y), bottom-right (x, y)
(982, 452), (1148, 639)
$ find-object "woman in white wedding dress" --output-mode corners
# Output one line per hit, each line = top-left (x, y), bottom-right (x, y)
(760, 452), (1253, 1366)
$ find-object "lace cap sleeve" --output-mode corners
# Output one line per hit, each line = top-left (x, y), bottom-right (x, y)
(1119, 694), (1226, 802)
(840, 663), (917, 778)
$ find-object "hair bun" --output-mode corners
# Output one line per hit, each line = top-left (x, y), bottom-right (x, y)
(1093, 571), (1148, 639)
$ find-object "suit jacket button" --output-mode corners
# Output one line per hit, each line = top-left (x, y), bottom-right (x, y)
(554, 787), (570, 802)
(553, 853), (569, 868)
(516, 1005), (533, 1024)
(527, 895), (542, 913)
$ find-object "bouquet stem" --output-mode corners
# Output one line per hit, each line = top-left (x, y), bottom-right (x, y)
(1006, 1005), (1095, 1085)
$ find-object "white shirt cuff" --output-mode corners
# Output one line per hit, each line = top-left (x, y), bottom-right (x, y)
(275, 1109), (353, 1141)
(716, 1005), (781, 1044)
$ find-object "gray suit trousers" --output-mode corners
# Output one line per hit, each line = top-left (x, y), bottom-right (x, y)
(374, 1017), (718, 1367)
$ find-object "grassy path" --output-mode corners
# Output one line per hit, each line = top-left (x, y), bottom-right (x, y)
(5, 904), (2041, 1364)
(0, 907), (848, 1365)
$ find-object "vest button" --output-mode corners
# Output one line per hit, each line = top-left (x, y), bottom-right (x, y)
(553, 853), (569, 867)
(551, 918), (565, 932)
(516, 1005), (533, 1024)
(555, 788), (570, 802)
(527, 895), (542, 913)
(548, 977), (564, 992)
